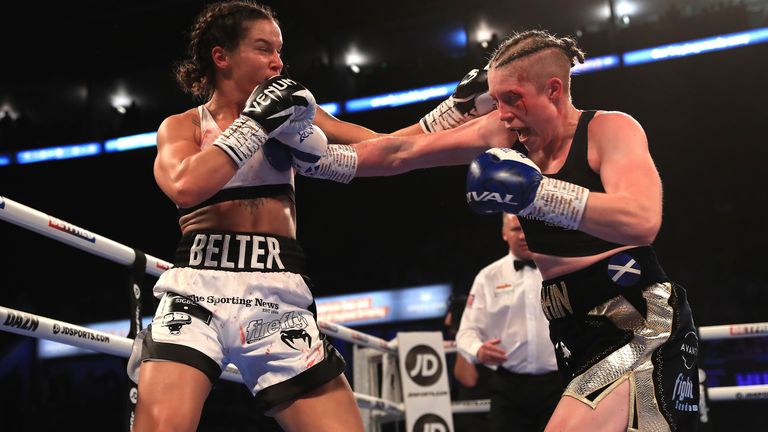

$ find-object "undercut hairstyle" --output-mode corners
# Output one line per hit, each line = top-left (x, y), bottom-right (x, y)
(176, 1), (277, 100)
(490, 30), (585, 70)
(488, 30), (585, 94)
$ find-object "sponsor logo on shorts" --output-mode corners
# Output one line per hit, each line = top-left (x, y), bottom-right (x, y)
(607, 253), (642, 287)
(52, 323), (111, 343)
(244, 311), (308, 344)
(281, 328), (312, 350)
(680, 331), (699, 370)
(413, 413), (449, 432)
(0, 196), (5, 209)
(405, 345), (443, 387)
(671, 372), (699, 412)
(48, 216), (97, 243)
(3, 310), (39, 332)
(162, 312), (192, 335)
(541, 281), (573, 320)
(187, 294), (280, 313)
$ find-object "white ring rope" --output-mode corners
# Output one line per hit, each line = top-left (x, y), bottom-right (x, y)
(0, 195), (171, 277)
(698, 322), (768, 341)
(708, 384), (768, 401)
(0, 195), (394, 353)
(1, 194), (766, 409)
(0, 305), (405, 416)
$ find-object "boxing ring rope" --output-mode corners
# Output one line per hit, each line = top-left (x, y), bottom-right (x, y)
(2, 194), (767, 425)
(0, 305), (405, 415)
(0, 195), (403, 417)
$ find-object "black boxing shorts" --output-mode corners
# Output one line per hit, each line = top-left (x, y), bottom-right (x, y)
(542, 246), (699, 431)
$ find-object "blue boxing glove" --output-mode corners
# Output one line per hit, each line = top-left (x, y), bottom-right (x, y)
(466, 148), (590, 230)
(213, 75), (316, 169)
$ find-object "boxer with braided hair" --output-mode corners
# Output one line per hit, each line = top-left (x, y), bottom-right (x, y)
(462, 30), (700, 431)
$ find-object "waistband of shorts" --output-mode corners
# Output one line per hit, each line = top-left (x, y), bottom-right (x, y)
(173, 230), (306, 274)
(497, 367), (559, 379)
(541, 246), (668, 320)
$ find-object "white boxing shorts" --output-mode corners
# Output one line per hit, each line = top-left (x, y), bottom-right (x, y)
(127, 231), (346, 412)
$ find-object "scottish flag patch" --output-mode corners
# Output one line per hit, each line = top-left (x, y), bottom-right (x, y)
(607, 253), (642, 287)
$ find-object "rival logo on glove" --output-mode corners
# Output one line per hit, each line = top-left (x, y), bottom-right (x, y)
(466, 191), (521, 205)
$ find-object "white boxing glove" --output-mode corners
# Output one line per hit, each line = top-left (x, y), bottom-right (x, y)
(213, 75), (317, 168)
(419, 66), (496, 133)
(274, 124), (328, 173)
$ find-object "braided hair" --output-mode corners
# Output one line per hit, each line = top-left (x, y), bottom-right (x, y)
(490, 30), (585, 70)
(175, 1), (277, 100)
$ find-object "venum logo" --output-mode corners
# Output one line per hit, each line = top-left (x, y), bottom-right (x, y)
(250, 77), (298, 111)
(460, 69), (478, 86)
(281, 329), (312, 351)
(405, 345), (443, 387)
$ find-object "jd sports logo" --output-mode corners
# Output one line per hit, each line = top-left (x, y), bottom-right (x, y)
(405, 345), (443, 386)
(413, 413), (450, 432)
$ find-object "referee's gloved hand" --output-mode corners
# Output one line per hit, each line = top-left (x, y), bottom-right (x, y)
(477, 338), (507, 366)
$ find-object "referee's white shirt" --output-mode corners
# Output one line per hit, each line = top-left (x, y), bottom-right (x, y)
(456, 253), (557, 374)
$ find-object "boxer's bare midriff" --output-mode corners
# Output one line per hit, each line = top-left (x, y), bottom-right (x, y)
(178, 196), (296, 238)
(532, 244), (635, 280)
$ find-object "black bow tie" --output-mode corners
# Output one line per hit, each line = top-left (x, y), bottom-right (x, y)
(514, 259), (537, 271)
